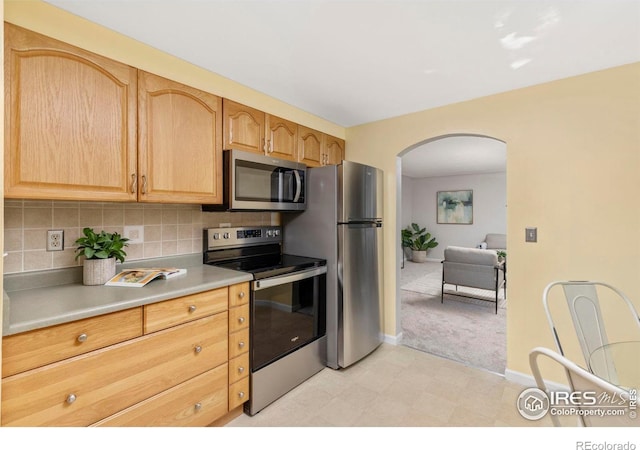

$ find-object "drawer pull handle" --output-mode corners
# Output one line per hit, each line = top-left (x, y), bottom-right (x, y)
(238, 341), (245, 349)
(188, 305), (197, 313)
(238, 391), (245, 399)
(238, 366), (245, 374)
(66, 394), (77, 404)
(238, 291), (245, 299)
(77, 333), (88, 343)
(194, 402), (202, 412)
(194, 345), (202, 354)
(238, 317), (245, 324)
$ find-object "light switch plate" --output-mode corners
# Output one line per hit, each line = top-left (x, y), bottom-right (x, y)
(123, 225), (144, 244)
(525, 227), (537, 243)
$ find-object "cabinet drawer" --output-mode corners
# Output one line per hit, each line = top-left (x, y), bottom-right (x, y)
(228, 304), (249, 333)
(228, 282), (249, 308)
(2, 308), (142, 377)
(229, 376), (250, 411)
(92, 364), (228, 427)
(229, 328), (249, 359)
(144, 288), (228, 333)
(1, 313), (228, 427)
(228, 353), (249, 385)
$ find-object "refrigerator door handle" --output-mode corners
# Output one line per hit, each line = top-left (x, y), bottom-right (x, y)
(339, 221), (383, 227)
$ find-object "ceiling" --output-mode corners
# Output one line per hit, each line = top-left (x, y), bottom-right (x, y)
(401, 136), (506, 178)
(43, 1), (639, 178)
(45, 0), (640, 129)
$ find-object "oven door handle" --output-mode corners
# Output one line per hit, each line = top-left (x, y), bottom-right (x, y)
(253, 266), (327, 291)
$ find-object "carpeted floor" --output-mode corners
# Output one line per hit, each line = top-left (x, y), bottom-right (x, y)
(400, 260), (507, 374)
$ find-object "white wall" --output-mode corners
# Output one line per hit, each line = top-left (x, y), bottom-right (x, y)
(401, 175), (414, 229)
(404, 172), (506, 260)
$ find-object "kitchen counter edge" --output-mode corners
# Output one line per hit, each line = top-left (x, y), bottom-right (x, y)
(2, 255), (252, 336)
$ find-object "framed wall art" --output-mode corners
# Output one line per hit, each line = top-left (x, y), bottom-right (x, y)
(437, 190), (473, 224)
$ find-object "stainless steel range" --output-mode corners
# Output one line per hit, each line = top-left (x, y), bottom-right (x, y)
(203, 226), (327, 415)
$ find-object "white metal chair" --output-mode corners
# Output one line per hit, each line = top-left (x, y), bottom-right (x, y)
(529, 347), (633, 427)
(542, 280), (640, 384)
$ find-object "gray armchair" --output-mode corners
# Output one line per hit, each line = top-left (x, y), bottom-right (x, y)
(441, 246), (505, 313)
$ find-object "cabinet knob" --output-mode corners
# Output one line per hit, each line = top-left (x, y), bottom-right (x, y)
(141, 175), (147, 194)
(194, 345), (202, 354)
(194, 402), (202, 412)
(238, 341), (245, 349)
(77, 333), (88, 343)
(188, 305), (197, 313)
(238, 366), (245, 374)
(238, 317), (245, 324)
(238, 391), (245, 399)
(66, 394), (77, 404)
(238, 291), (245, 299)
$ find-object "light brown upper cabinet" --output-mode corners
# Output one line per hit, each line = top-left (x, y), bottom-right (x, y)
(297, 126), (324, 167)
(222, 99), (265, 154)
(324, 135), (346, 166)
(4, 23), (137, 201)
(298, 126), (345, 167)
(137, 71), (222, 204)
(223, 101), (300, 162)
(265, 114), (298, 162)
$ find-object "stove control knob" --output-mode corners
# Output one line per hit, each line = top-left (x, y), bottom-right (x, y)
(266, 230), (273, 237)
(274, 229), (280, 236)
(223, 232), (230, 239)
(213, 232), (220, 240)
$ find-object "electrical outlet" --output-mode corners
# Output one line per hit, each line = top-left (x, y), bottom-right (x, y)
(123, 225), (144, 244)
(47, 230), (64, 251)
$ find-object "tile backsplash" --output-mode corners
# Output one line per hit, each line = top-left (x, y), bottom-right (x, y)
(4, 200), (279, 274)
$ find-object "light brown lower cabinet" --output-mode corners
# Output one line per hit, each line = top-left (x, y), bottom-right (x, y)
(1, 283), (251, 427)
(92, 365), (228, 427)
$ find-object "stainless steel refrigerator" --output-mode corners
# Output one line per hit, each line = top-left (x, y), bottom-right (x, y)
(283, 160), (383, 369)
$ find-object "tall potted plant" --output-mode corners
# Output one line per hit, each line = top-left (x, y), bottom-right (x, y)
(74, 227), (129, 285)
(402, 223), (438, 263)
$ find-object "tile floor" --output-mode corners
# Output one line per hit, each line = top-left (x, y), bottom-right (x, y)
(227, 343), (552, 427)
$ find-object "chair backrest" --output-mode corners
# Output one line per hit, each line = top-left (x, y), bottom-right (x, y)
(542, 281), (640, 385)
(529, 347), (633, 427)
(484, 233), (506, 250)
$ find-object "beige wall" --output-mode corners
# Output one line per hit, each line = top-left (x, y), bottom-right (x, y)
(347, 62), (640, 378)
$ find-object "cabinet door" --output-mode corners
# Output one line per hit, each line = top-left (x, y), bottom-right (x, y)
(4, 23), (137, 201)
(138, 71), (223, 204)
(324, 135), (345, 166)
(265, 114), (298, 162)
(222, 99), (265, 154)
(298, 126), (323, 167)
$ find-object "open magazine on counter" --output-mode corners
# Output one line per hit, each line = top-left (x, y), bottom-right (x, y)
(105, 267), (187, 287)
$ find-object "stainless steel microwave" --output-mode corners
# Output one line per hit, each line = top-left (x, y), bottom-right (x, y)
(203, 149), (306, 211)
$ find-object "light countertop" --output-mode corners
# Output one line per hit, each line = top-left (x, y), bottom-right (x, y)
(2, 254), (252, 336)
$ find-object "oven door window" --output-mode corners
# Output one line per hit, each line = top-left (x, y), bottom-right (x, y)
(251, 272), (326, 371)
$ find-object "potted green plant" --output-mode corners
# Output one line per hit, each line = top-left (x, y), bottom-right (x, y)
(402, 223), (438, 262)
(74, 227), (129, 285)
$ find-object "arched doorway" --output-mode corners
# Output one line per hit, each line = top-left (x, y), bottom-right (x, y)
(397, 134), (507, 373)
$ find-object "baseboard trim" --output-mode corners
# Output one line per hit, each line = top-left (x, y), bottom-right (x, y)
(505, 368), (568, 391)
(383, 332), (401, 345)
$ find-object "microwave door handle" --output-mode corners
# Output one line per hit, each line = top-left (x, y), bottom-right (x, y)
(293, 170), (302, 202)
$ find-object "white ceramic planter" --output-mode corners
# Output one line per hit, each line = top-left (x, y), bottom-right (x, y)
(412, 250), (427, 263)
(83, 257), (116, 285)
